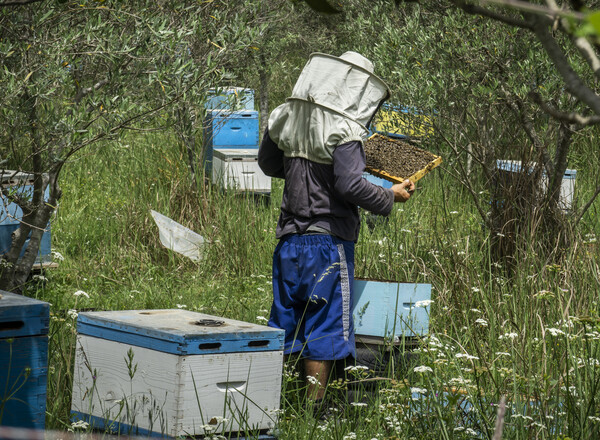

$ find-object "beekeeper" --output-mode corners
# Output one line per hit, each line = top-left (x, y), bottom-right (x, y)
(258, 51), (415, 403)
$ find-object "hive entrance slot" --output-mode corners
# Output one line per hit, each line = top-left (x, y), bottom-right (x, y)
(199, 342), (222, 350)
(0, 320), (25, 332)
(248, 340), (269, 348)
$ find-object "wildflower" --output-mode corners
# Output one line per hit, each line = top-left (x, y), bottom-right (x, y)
(31, 274), (48, 282)
(456, 353), (479, 361)
(307, 375), (321, 385)
(547, 328), (565, 336)
(465, 428), (478, 436)
(67, 309), (78, 320)
(588, 416), (600, 423)
(70, 420), (89, 430)
(256, 316), (268, 323)
(534, 290), (554, 299)
(410, 387), (427, 394)
(176, 304), (187, 309)
(413, 365), (433, 373)
(470, 308), (482, 313)
(475, 318), (488, 327)
(495, 352), (511, 357)
(199, 425), (216, 432)
(512, 414), (534, 421)
(344, 365), (369, 371)
(499, 332), (518, 340)
(52, 251), (65, 261)
(350, 402), (368, 407)
(448, 377), (471, 385)
(74, 290), (89, 298)
(450, 211), (459, 214)
(343, 433), (357, 440)
(415, 299), (433, 308)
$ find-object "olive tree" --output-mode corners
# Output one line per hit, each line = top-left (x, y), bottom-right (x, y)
(310, 0), (600, 267)
(0, 0), (259, 292)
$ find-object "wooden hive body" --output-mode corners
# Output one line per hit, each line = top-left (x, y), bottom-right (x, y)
(352, 279), (431, 342)
(71, 309), (284, 437)
(0, 290), (50, 430)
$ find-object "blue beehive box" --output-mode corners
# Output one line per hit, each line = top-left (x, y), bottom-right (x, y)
(352, 279), (431, 342)
(203, 110), (260, 175)
(71, 309), (284, 438)
(205, 87), (255, 111)
(0, 291), (50, 430)
(0, 171), (52, 264)
(362, 172), (393, 189)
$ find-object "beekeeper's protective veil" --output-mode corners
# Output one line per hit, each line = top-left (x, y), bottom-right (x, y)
(268, 51), (390, 164)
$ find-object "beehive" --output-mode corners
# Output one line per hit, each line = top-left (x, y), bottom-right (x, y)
(71, 309), (284, 438)
(204, 87), (255, 111)
(0, 171), (52, 265)
(0, 290), (50, 430)
(212, 149), (271, 194)
(203, 110), (260, 176)
(496, 160), (577, 211)
(352, 279), (431, 342)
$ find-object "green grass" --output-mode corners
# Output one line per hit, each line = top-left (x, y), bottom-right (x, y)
(15, 129), (600, 438)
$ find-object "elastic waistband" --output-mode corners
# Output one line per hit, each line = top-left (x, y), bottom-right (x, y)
(280, 233), (351, 246)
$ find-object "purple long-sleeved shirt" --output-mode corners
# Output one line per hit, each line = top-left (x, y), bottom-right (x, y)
(258, 129), (394, 242)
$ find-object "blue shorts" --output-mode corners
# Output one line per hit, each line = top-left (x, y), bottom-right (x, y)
(268, 234), (355, 360)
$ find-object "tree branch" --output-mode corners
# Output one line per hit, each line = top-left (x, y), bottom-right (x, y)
(573, 36), (600, 81)
(0, 0), (43, 6)
(574, 184), (600, 228)
(474, 0), (584, 21)
(529, 91), (600, 126)
(73, 78), (109, 105)
(454, 1), (532, 29)
(532, 18), (600, 115)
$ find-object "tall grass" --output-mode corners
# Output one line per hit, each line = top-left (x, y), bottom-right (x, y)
(20, 129), (600, 438)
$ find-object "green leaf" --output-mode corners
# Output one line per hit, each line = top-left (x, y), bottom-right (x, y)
(586, 10), (600, 35)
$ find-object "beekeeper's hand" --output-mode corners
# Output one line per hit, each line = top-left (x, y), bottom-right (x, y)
(391, 179), (415, 202)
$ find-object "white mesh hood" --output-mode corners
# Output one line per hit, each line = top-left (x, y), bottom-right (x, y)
(268, 52), (390, 164)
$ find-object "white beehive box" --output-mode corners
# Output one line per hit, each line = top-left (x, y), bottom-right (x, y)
(212, 149), (271, 194)
(496, 160), (577, 211)
(71, 309), (284, 438)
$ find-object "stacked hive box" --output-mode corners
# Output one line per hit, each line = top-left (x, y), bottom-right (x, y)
(352, 279), (431, 343)
(203, 88), (271, 195)
(351, 280), (431, 375)
(71, 309), (284, 438)
(0, 291), (50, 430)
(495, 160), (577, 211)
(0, 171), (52, 265)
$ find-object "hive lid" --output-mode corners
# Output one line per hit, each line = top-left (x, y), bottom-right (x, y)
(213, 148), (259, 160)
(0, 290), (50, 338)
(76, 309), (284, 355)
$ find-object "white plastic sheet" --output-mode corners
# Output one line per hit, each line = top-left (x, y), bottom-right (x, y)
(150, 210), (206, 261)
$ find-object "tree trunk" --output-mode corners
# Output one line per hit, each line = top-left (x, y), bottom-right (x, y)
(258, 54), (269, 140)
